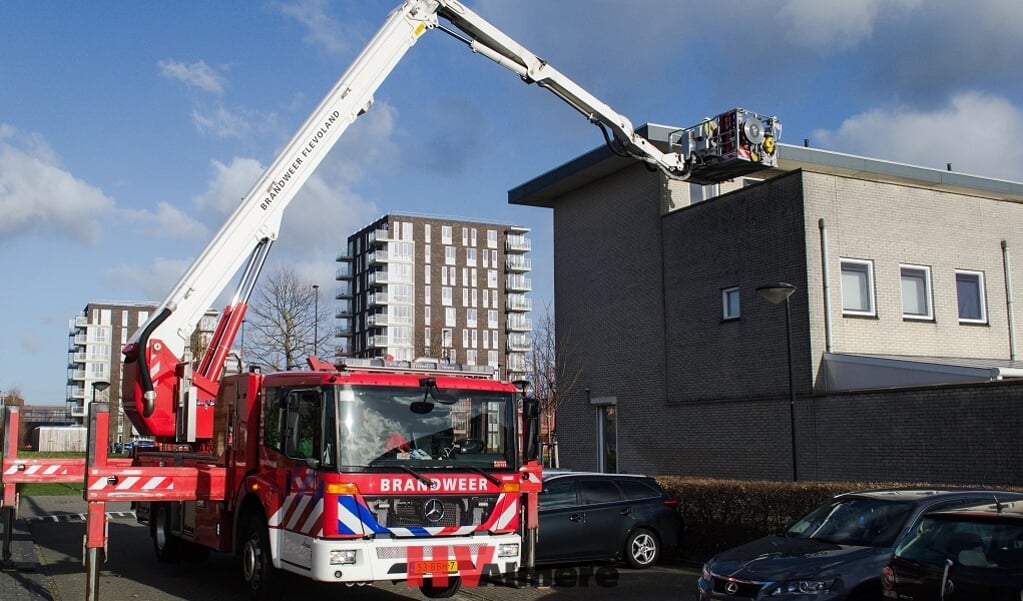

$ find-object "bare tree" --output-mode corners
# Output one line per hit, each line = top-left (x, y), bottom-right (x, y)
(245, 266), (322, 371)
(527, 302), (581, 467)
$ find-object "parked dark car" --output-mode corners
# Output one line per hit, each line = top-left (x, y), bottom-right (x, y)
(536, 471), (683, 568)
(882, 499), (1023, 600)
(697, 488), (1023, 601)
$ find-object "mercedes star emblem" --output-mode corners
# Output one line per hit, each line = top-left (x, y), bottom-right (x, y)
(422, 498), (445, 523)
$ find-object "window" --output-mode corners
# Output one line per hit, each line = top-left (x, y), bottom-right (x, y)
(721, 286), (740, 320)
(841, 259), (876, 316)
(956, 270), (987, 323)
(900, 264), (933, 320)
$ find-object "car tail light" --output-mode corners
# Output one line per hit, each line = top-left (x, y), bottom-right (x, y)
(662, 498), (679, 509)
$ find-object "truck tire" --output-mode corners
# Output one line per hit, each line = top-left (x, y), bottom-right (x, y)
(152, 504), (183, 563)
(242, 514), (283, 601)
(420, 576), (462, 598)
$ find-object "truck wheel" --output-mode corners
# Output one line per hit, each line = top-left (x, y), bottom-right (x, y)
(152, 504), (183, 563)
(242, 514), (282, 601)
(420, 576), (462, 598)
(624, 528), (660, 569)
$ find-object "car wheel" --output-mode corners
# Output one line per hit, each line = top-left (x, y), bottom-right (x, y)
(420, 576), (462, 598)
(624, 528), (660, 569)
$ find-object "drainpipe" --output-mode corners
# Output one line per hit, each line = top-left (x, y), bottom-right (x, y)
(1003, 240), (1017, 360)
(819, 219), (833, 353)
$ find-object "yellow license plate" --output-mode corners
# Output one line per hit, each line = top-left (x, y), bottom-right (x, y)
(411, 560), (459, 574)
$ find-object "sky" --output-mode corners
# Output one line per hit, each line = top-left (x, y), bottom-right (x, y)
(2, 0), (1022, 405)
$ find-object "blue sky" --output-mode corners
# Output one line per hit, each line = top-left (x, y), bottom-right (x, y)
(2, 0), (1022, 404)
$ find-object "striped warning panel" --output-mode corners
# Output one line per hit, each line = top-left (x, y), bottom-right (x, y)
(24, 511), (136, 523)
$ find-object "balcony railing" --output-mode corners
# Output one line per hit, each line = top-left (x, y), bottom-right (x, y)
(506, 255), (531, 272)
(506, 274), (532, 292)
(506, 315), (532, 332)
(367, 251), (389, 265)
(506, 294), (532, 312)
(507, 333), (531, 352)
(506, 235), (530, 252)
(335, 284), (352, 299)
(367, 270), (389, 285)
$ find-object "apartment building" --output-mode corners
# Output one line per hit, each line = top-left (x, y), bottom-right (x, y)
(511, 128), (1023, 484)
(336, 214), (532, 382)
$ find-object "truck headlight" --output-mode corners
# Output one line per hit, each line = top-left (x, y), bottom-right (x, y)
(329, 549), (358, 565)
(496, 543), (519, 558)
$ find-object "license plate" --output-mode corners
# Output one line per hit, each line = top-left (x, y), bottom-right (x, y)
(411, 560), (459, 574)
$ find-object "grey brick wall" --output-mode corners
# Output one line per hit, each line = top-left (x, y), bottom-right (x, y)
(549, 163), (1023, 484)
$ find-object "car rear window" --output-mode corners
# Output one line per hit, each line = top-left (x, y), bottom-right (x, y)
(616, 478), (661, 501)
(581, 479), (621, 504)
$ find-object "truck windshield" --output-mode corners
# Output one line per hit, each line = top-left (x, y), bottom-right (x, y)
(333, 384), (516, 470)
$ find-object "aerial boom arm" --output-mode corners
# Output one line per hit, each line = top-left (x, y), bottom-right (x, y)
(125, 0), (778, 439)
(435, 0), (688, 176)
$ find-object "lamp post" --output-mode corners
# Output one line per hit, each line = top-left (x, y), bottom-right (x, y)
(313, 284), (320, 357)
(756, 282), (798, 481)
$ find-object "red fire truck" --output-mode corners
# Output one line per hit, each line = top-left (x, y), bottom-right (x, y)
(2, 1), (779, 599)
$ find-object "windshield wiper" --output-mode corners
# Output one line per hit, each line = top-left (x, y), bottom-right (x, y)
(394, 464), (435, 489)
(462, 466), (502, 487)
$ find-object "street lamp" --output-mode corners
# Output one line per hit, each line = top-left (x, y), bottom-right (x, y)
(313, 284), (320, 357)
(756, 282), (798, 481)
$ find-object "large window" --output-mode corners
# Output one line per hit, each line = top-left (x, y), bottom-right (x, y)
(721, 286), (740, 320)
(900, 264), (933, 320)
(841, 259), (876, 316)
(956, 270), (987, 323)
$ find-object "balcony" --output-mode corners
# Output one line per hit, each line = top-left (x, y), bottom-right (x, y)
(336, 251), (353, 262)
(75, 315), (89, 327)
(334, 324), (353, 337)
(72, 351), (88, 363)
(335, 284), (353, 299)
(506, 315), (532, 332)
(506, 274), (532, 292)
(367, 313), (389, 327)
(336, 266), (352, 280)
(367, 270), (390, 285)
(368, 227), (390, 245)
(506, 255), (531, 272)
(335, 306), (353, 318)
(506, 294), (532, 312)
(68, 369), (86, 380)
(506, 235), (530, 253)
(507, 333), (531, 352)
(366, 250), (389, 265)
(367, 335), (389, 348)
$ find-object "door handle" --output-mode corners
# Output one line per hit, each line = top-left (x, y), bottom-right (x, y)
(619, 507), (632, 516)
(569, 514), (584, 522)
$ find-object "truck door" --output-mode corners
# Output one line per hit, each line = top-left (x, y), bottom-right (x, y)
(273, 388), (327, 570)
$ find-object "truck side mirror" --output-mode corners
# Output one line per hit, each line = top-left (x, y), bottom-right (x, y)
(522, 397), (540, 463)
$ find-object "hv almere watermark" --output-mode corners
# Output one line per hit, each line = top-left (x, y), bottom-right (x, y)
(407, 561), (620, 590)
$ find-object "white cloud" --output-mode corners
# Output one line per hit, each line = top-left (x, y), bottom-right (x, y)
(276, 0), (355, 55)
(103, 256), (195, 302)
(811, 93), (1023, 181)
(0, 125), (115, 244)
(194, 157), (266, 215)
(117, 201), (209, 241)
(776, 0), (920, 50)
(159, 59), (226, 96)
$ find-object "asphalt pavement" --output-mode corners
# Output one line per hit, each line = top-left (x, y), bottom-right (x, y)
(1, 496), (699, 601)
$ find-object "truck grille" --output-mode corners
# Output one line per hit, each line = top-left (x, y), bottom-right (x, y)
(364, 495), (498, 529)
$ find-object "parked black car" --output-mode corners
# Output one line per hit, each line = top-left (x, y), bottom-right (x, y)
(697, 488), (1023, 600)
(536, 471), (683, 568)
(882, 499), (1023, 600)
